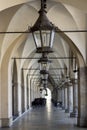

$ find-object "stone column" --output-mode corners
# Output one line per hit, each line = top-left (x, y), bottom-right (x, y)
(70, 79), (78, 117)
(66, 83), (73, 113)
(77, 67), (87, 127)
(58, 88), (62, 102)
(23, 82), (27, 112)
(52, 88), (58, 106)
(61, 87), (65, 109)
(29, 79), (32, 107)
(64, 87), (68, 111)
(69, 83), (73, 112)
(65, 82), (69, 113)
(56, 88), (58, 102)
(26, 76), (29, 109)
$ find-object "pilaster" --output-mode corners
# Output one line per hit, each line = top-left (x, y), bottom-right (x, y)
(77, 67), (87, 127)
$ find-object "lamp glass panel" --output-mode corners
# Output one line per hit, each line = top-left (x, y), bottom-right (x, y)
(41, 30), (50, 47)
(50, 30), (55, 47)
(40, 62), (47, 70)
(33, 31), (41, 48)
(40, 62), (50, 71)
(33, 30), (55, 48)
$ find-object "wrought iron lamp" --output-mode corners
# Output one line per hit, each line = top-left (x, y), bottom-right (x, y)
(40, 69), (49, 80)
(38, 53), (51, 71)
(30, 0), (57, 53)
(38, 53), (51, 81)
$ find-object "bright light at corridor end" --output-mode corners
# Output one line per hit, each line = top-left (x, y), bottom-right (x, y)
(41, 88), (51, 100)
(45, 88), (51, 100)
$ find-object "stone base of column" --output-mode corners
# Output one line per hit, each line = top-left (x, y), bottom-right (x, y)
(62, 106), (65, 110)
(27, 105), (29, 109)
(13, 111), (19, 120)
(77, 117), (87, 127)
(65, 109), (73, 113)
(18, 111), (21, 116)
(0, 117), (13, 127)
(25, 107), (27, 112)
(22, 108), (25, 113)
(22, 107), (27, 113)
(65, 109), (69, 113)
(70, 111), (78, 117)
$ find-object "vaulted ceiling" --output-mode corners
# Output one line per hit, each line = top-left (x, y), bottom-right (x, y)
(0, 0), (87, 89)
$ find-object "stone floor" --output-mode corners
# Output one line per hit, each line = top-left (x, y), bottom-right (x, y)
(0, 100), (86, 130)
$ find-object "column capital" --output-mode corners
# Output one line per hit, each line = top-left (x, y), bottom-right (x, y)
(71, 78), (78, 84)
(64, 82), (69, 88)
(68, 81), (73, 87)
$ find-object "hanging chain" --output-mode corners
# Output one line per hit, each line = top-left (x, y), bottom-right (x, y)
(41, 0), (47, 10)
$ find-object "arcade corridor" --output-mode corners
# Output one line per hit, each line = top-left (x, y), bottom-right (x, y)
(0, 100), (85, 130)
(0, 0), (87, 128)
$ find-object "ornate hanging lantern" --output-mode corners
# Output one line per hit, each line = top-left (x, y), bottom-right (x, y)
(38, 53), (51, 71)
(30, 0), (57, 53)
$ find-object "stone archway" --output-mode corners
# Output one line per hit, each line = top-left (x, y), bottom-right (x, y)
(58, 31), (87, 127)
